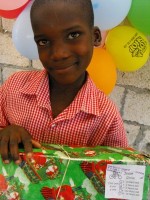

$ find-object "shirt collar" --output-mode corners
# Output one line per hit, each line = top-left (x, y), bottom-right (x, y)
(80, 76), (102, 116)
(66, 74), (102, 119)
(19, 70), (102, 117)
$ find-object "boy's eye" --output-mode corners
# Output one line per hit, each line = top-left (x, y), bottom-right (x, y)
(37, 39), (49, 46)
(68, 32), (80, 40)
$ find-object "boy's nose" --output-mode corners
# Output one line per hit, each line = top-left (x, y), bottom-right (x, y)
(50, 42), (70, 61)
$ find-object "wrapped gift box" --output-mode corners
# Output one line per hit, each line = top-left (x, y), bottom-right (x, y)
(0, 144), (150, 200)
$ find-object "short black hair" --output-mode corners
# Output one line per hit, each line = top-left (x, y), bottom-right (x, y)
(31, 0), (94, 27)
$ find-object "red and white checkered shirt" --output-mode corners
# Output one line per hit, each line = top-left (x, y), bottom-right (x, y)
(0, 70), (128, 147)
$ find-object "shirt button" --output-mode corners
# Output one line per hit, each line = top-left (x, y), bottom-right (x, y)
(52, 124), (56, 128)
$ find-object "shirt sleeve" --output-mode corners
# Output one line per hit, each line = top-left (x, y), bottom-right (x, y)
(0, 82), (9, 129)
(102, 113), (128, 148)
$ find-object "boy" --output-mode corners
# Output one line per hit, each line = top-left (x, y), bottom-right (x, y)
(0, 0), (128, 164)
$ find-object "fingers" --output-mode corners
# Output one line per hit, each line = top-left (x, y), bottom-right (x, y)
(22, 136), (33, 159)
(0, 125), (42, 164)
(0, 135), (9, 164)
(9, 134), (33, 164)
(25, 140), (41, 159)
(9, 135), (21, 164)
(0, 134), (20, 164)
(32, 139), (42, 148)
(0, 125), (33, 164)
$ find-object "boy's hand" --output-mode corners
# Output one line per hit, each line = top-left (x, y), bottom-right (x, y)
(0, 125), (40, 164)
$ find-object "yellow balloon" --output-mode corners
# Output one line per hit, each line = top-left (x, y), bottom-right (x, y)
(105, 26), (149, 72)
(87, 48), (117, 95)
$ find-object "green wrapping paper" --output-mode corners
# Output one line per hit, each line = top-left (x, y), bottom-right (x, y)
(0, 144), (150, 200)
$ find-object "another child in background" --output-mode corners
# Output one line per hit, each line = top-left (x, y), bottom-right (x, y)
(0, 0), (128, 164)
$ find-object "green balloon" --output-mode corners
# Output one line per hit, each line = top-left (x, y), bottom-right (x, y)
(127, 0), (150, 35)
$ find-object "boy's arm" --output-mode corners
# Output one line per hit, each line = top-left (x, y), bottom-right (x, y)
(0, 84), (41, 164)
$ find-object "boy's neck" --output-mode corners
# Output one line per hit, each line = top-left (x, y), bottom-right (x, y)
(48, 72), (87, 118)
(48, 72), (87, 93)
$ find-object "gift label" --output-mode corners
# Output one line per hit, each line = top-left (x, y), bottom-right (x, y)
(105, 164), (146, 200)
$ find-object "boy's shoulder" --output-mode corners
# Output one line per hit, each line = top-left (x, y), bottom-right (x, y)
(1, 70), (47, 94)
(88, 77), (119, 116)
(3, 70), (45, 86)
(8, 70), (43, 81)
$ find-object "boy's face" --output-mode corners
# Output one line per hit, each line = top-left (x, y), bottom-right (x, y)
(31, 1), (101, 85)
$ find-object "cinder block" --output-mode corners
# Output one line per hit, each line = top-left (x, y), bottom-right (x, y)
(138, 130), (150, 154)
(117, 59), (150, 90)
(32, 59), (43, 70)
(2, 18), (15, 32)
(0, 33), (29, 67)
(123, 90), (150, 126)
(109, 86), (125, 113)
(124, 123), (140, 147)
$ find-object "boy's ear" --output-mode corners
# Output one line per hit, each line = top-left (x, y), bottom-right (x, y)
(93, 26), (101, 47)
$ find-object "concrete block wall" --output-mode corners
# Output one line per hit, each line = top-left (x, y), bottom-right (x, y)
(0, 18), (150, 153)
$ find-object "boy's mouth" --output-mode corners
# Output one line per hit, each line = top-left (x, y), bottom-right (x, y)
(52, 62), (78, 72)
(54, 65), (75, 73)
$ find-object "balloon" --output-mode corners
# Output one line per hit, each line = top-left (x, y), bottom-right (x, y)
(87, 48), (117, 95)
(12, 1), (39, 60)
(105, 26), (149, 72)
(0, 1), (31, 19)
(0, 0), (30, 10)
(92, 0), (132, 30)
(127, 0), (150, 35)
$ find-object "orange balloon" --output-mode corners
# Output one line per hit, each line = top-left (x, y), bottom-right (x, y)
(87, 48), (117, 95)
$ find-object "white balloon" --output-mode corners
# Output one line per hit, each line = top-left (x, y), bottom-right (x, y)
(12, 1), (39, 60)
(92, 0), (132, 30)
